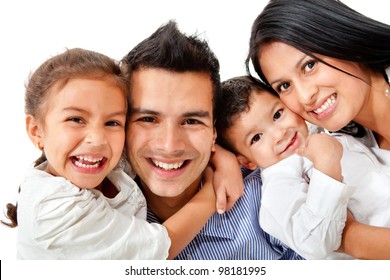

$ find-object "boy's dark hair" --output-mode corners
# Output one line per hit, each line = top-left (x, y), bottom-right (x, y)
(121, 20), (221, 116)
(215, 75), (273, 154)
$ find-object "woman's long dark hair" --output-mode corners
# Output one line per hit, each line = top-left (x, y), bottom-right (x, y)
(246, 0), (390, 136)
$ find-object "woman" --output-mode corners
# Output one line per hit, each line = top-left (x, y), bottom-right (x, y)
(246, 0), (390, 259)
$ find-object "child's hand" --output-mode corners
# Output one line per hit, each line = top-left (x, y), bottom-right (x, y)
(296, 133), (343, 181)
(210, 145), (244, 214)
(201, 165), (217, 204)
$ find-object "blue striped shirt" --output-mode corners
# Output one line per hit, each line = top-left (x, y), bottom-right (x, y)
(147, 168), (304, 260)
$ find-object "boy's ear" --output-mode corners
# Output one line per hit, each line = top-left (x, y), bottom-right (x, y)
(236, 155), (257, 170)
(26, 114), (44, 150)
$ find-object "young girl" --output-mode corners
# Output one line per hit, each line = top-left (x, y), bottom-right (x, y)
(2, 48), (216, 260)
(246, 0), (390, 259)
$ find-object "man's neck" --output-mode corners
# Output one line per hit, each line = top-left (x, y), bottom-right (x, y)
(139, 177), (202, 222)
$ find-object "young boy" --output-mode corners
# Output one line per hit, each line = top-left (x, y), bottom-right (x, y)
(215, 76), (390, 259)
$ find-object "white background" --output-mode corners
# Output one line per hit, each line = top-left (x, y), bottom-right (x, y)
(0, 0), (388, 262)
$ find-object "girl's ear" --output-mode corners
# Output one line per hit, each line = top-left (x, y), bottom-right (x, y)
(26, 114), (44, 150)
(237, 154), (257, 170)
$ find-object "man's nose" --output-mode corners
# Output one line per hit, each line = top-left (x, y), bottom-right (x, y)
(155, 123), (185, 154)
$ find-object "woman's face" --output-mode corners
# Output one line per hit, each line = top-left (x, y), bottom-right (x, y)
(259, 41), (371, 131)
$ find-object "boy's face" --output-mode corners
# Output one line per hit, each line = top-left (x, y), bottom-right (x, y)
(225, 91), (308, 169)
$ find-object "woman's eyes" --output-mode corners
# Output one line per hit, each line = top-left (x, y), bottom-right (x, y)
(277, 82), (290, 93)
(303, 59), (316, 73)
(276, 59), (317, 93)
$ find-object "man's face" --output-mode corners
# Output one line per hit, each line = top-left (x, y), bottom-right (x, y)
(126, 68), (216, 198)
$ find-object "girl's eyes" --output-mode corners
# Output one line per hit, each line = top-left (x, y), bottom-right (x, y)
(250, 133), (262, 145)
(67, 117), (124, 127)
(106, 120), (123, 127)
(68, 117), (84, 124)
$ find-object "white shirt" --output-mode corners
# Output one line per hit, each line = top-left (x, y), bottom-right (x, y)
(16, 162), (170, 259)
(260, 153), (353, 259)
(260, 133), (390, 259)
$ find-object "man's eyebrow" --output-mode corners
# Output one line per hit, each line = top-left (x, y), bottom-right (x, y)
(131, 107), (211, 119)
(131, 108), (160, 115)
(182, 110), (211, 119)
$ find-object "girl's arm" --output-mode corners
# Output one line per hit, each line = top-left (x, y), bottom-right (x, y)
(163, 166), (216, 259)
(340, 211), (390, 259)
(209, 144), (244, 214)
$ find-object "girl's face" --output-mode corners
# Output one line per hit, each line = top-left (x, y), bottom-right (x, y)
(31, 78), (127, 189)
(225, 91), (308, 169)
(259, 41), (371, 131)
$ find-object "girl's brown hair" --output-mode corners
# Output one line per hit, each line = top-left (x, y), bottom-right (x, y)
(2, 48), (129, 228)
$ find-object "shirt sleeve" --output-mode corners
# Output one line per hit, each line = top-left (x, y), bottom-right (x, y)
(259, 156), (355, 259)
(17, 175), (170, 260)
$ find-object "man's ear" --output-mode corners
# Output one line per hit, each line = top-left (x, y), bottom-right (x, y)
(211, 128), (217, 153)
(26, 114), (44, 150)
(237, 154), (257, 170)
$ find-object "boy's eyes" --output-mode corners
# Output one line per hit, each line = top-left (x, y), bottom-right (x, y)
(250, 133), (262, 145)
(273, 109), (283, 121)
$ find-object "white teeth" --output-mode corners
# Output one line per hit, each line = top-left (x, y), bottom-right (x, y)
(152, 160), (184, 170)
(74, 161), (100, 169)
(76, 155), (103, 163)
(74, 155), (103, 169)
(313, 94), (336, 114)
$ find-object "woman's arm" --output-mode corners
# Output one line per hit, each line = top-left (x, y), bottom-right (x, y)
(163, 166), (216, 259)
(340, 211), (390, 259)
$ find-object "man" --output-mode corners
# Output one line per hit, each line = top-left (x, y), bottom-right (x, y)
(121, 20), (302, 260)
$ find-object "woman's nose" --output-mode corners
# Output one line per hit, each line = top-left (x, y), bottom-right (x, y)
(295, 82), (318, 106)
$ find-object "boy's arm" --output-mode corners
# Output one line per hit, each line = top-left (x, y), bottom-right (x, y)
(340, 211), (390, 259)
(209, 144), (244, 213)
(297, 133), (343, 181)
(260, 157), (351, 259)
(163, 166), (216, 259)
